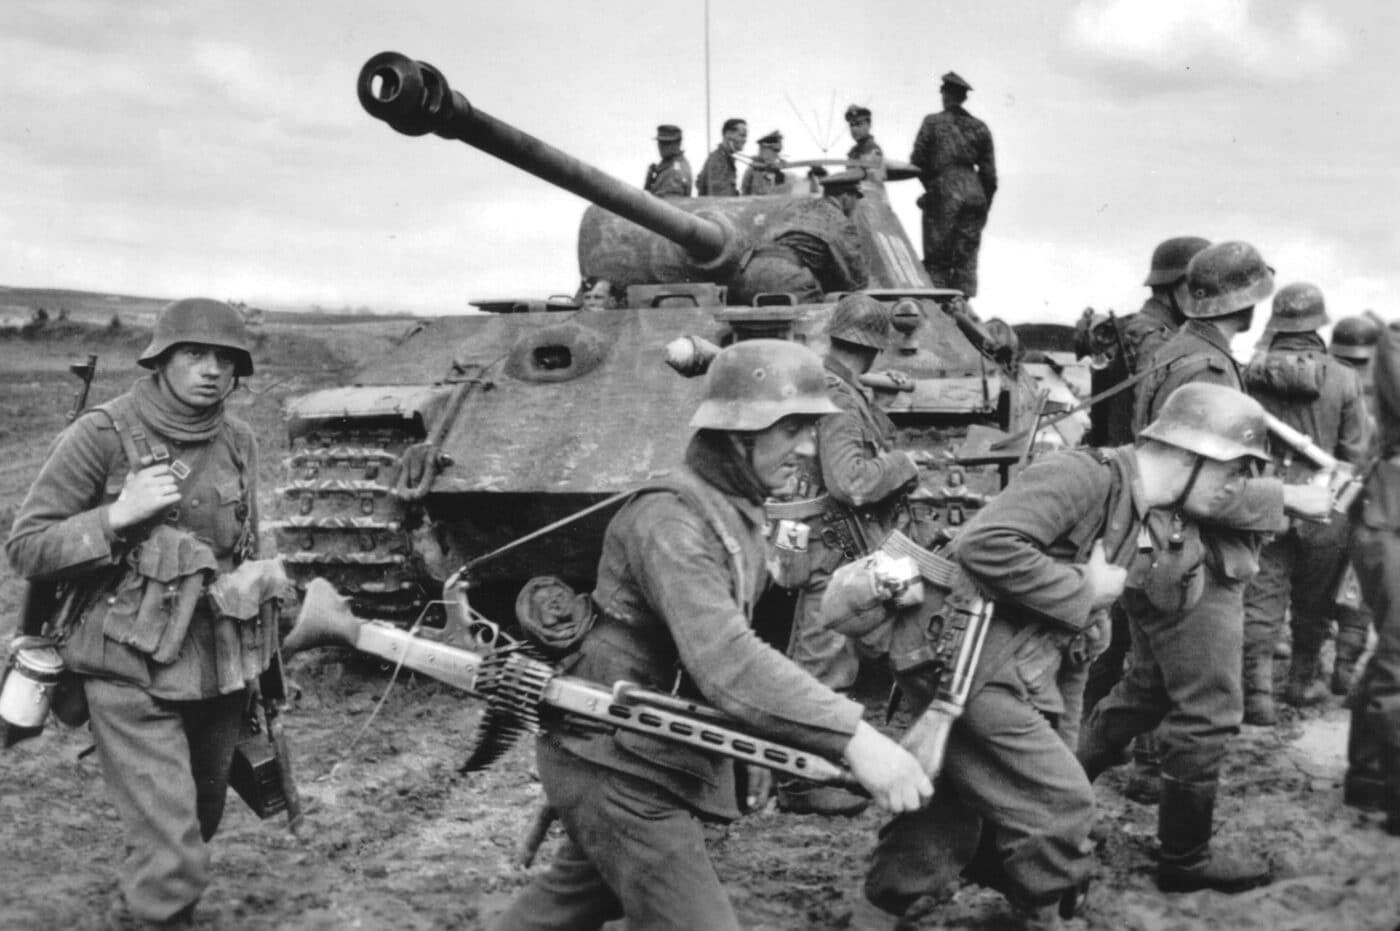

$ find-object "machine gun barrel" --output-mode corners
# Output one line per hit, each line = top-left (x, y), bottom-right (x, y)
(358, 52), (737, 269)
(1262, 412), (1362, 515)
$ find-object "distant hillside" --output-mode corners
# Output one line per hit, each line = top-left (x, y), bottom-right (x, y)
(0, 285), (425, 328)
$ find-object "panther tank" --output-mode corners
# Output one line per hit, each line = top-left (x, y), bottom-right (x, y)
(270, 51), (1061, 623)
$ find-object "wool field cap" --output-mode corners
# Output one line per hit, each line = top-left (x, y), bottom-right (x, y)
(655, 124), (683, 141)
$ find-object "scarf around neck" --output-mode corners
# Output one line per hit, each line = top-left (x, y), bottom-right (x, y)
(129, 373), (225, 444)
(685, 430), (769, 506)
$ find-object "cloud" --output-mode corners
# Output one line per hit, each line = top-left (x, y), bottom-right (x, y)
(1064, 0), (1348, 88)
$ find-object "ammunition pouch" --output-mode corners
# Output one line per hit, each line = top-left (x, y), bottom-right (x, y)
(99, 526), (218, 663)
(229, 708), (289, 820)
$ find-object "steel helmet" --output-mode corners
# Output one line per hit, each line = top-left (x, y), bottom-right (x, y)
(1138, 383), (1270, 462)
(1183, 241), (1274, 320)
(689, 339), (839, 431)
(139, 298), (254, 376)
(825, 293), (893, 350)
(1266, 282), (1328, 333)
(1331, 314), (1381, 362)
(1143, 236), (1211, 287)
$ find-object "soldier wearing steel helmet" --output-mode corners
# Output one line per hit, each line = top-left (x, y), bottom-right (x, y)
(492, 340), (932, 931)
(727, 170), (870, 306)
(1070, 384), (1329, 897)
(6, 298), (269, 930)
(771, 294), (920, 816)
(1239, 284), (1369, 724)
(1330, 313), (1382, 697)
(848, 384), (1324, 927)
(910, 71), (997, 296)
(1344, 311), (1400, 834)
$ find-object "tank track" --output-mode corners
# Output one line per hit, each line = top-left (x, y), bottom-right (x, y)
(271, 422), (430, 622)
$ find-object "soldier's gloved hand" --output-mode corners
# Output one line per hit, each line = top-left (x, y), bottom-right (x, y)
(1083, 541), (1126, 610)
(108, 464), (182, 530)
(843, 720), (933, 813)
(1283, 482), (1331, 522)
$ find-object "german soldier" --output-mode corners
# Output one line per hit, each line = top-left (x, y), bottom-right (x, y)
(773, 294), (919, 816)
(852, 383), (1321, 928)
(5, 298), (278, 930)
(1345, 312), (1400, 832)
(695, 117), (746, 197)
(910, 71), (997, 296)
(490, 340), (932, 931)
(728, 169), (870, 306)
(643, 124), (692, 198)
(740, 130), (788, 195)
(844, 104), (884, 179)
(1240, 283), (1368, 723)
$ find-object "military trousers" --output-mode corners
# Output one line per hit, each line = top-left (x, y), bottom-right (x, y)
(492, 737), (740, 931)
(85, 679), (245, 924)
(788, 539), (860, 692)
(1242, 520), (1348, 666)
(1079, 579), (1246, 783)
(1348, 494), (1400, 788)
(919, 178), (987, 298)
(865, 679), (1096, 913)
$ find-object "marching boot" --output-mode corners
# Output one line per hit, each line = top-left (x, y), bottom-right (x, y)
(1243, 653), (1279, 726)
(1124, 734), (1163, 804)
(1344, 697), (1387, 810)
(1155, 775), (1273, 893)
(1331, 622), (1368, 697)
(1282, 636), (1329, 708)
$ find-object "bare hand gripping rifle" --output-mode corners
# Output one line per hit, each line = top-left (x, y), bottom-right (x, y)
(283, 579), (864, 789)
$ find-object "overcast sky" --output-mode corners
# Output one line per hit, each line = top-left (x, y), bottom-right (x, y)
(4, 0), (1397, 327)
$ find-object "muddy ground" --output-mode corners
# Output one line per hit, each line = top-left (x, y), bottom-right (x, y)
(1, 320), (1398, 931)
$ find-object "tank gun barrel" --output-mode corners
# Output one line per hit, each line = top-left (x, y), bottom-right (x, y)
(358, 52), (735, 268)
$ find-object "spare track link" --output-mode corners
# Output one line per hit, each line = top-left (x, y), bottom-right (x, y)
(272, 422), (427, 622)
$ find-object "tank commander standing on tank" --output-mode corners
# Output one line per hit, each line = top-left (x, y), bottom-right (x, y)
(910, 71), (997, 297)
(6, 299), (278, 931)
(643, 124), (692, 198)
(741, 130), (788, 195)
(490, 340), (932, 931)
(696, 117), (747, 197)
(1240, 284), (1368, 724)
(845, 105), (884, 179)
(728, 169), (869, 306)
(774, 294), (920, 817)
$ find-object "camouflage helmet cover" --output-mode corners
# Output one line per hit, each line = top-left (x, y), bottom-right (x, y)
(825, 293), (894, 350)
(139, 298), (254, 376)
(1183, 241), (1275, 319)
(688, 339), (839, 431)
(1266, 282), (1329, 333)
(1144, 236), (1211, 287)
(1331, 314), (1381, 362)
(1139, 383), (1270, 462)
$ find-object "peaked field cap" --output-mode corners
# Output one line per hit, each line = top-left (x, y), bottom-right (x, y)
(757, 130), (783, 146)
(845, 104), (871, 123)
(819, 168), (867, 193)
(655, 124), (682, 141)
(940, 71), (973, 91)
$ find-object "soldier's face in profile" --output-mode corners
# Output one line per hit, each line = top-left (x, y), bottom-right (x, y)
(158, 342), (236, 410)
(726, 124), (748, 152)
(744, 416), (817, 494)
(1180, 456), (1255, 518)
(850, 118), (871, 142)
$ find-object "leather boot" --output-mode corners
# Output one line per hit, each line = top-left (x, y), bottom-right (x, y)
(1243, 653), (1278, 725)
(1156, 775), (1273, 893)
(1282, 642), (1329, 708)
(1124, 734), (1162, 804)
(1375, 695), (1400, 836)
(1331, 622), (1369, 697)
(776, 778), (869, 816)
